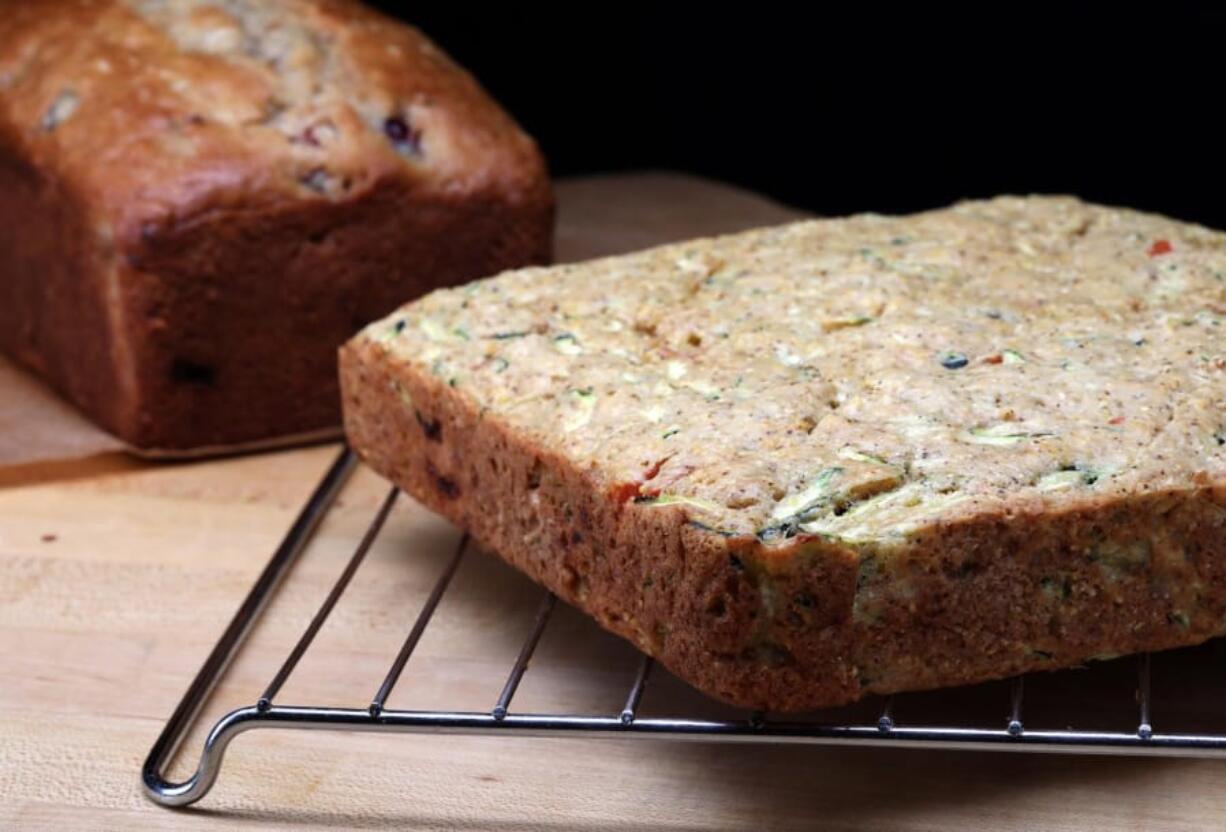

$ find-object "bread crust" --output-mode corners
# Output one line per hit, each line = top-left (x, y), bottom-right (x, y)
(340, 197), (1226, 711)
(0, 0), (552, 448)
(341, 338), (861, 709)
(341, 336), (1226, 711)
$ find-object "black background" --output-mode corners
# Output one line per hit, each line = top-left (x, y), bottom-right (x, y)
(371, 4), (1226, 227)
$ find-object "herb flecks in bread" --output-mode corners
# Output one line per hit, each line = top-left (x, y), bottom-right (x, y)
(343, 196), (1226, 711)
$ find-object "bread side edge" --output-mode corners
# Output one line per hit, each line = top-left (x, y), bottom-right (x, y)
(338, 336), (866, 711)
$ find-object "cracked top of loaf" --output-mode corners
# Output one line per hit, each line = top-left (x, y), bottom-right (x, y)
(0, 0), (545, 242)
(357, 196), (1226, 546)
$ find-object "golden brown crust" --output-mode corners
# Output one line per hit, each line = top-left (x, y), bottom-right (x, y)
(340, 338), (862, 709)
(342, 333), (1226, 712)
(0, 0), (553, 448)
(340, 196), (1226, 711)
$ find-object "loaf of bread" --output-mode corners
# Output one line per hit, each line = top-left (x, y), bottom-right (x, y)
(341, 196), (1226, 711)
(0, 0), (551, 450)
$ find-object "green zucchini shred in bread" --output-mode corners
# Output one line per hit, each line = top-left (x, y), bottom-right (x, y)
(342, 196), (1226, 711)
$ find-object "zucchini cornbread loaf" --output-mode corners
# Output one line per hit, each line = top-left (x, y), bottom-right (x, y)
(0, 0), (551, 449)
(341, 196), (1226, 711)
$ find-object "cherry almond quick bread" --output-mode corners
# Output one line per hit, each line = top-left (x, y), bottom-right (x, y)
(341, 196), (1226, 712)
(0, 0), (552, 450)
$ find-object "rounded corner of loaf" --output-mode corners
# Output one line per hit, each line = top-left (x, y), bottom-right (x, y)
(0, 0), (558, 451)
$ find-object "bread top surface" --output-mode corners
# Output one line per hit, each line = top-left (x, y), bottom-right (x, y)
(355, 196), (1226, 548)
(0, 0), (546, 244)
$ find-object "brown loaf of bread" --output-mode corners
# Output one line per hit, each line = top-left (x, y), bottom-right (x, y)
(340, 196), (1226, 712)
(0, 0), (552, 450)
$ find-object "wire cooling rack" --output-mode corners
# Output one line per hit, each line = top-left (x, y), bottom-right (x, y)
(142, 446), (1226, 808)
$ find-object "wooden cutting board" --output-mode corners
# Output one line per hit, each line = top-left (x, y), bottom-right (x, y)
(2, 175), (1225, 831)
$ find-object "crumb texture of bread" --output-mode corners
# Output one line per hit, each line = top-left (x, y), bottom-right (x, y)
(0, 0), (552, 449)
(342, 196), (1226, 711)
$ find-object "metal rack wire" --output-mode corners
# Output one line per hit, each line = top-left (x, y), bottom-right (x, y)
(142, 446), (1226, 808)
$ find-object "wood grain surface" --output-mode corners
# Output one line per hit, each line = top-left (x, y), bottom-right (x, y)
(3, 176), (1226, 830)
